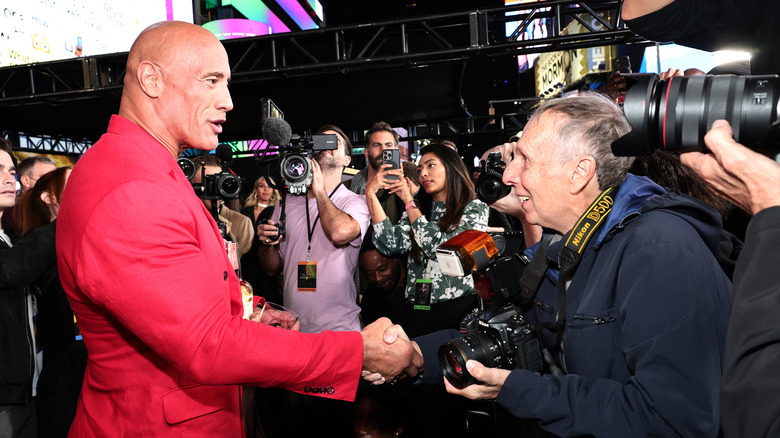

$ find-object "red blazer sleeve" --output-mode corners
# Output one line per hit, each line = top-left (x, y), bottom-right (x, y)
(73, 179), (362, 400)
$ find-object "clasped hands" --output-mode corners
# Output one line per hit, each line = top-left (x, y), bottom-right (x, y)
(360, 318), (511, 401)
(360, 318), (423, 384)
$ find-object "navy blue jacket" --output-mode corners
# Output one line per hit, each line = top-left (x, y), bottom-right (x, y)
(417, 175), (732, 437)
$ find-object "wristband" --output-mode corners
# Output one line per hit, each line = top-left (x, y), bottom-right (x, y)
(405, 201), (417, 210)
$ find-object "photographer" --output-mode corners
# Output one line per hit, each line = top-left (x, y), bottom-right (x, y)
(380, 93), (732, 437)
(257, 124), (370, 334)
(624, 2), (780, 436)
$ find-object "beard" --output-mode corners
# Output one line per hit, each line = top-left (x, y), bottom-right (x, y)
(314, 151), (341, 174)
(368, 153), (383, 171)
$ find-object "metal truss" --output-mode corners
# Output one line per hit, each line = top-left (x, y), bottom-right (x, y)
(17, 132), (93, 155)
(0, 0), (642, 152)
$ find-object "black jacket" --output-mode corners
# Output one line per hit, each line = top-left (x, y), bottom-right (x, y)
(0, 218), (57, 405)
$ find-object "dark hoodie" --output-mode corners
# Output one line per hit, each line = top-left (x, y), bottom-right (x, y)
(416, 174), (733, 437)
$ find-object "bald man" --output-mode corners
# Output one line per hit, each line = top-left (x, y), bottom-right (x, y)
(56, 21), (421, 437)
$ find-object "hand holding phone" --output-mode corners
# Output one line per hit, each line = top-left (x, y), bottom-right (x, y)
(382, 149), (401, 181)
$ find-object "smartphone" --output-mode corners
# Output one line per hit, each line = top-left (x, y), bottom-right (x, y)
(612, 55), (631, 73)
(382, 149), (401, 181)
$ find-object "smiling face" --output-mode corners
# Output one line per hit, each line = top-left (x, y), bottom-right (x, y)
(360, 250), (403, 293)
(417, 152), (447, 201)
(502, 113), (576, 233)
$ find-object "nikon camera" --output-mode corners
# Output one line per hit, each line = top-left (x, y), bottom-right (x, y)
(436, 230), (544, 389)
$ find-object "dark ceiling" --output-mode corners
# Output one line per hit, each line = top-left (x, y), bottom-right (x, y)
(0, 0), (633, 154)
(0, 0), (524, 148)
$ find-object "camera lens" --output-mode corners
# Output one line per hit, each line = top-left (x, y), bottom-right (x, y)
(217, 175), (241, 198)
(476, 172), (512, 204)
(282, 155), (309, 182)
(177, 158), (196, 180)
(439, 332), (504, 389)
(613, 73), (780, 156)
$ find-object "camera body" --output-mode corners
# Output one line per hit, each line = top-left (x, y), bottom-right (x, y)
(259, 218), (285, 242)
(475, 151), (511, 204)
(439, 304), (544, 389)
(279, 132), (339, 195)
(436, 229), (544, 388)
(177, 157), (241, 202)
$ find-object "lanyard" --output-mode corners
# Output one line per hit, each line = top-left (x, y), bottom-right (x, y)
(304, 183), (341, 260)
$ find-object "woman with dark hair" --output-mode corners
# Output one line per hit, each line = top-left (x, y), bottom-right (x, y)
(366, 143), (489, 337)
(14, 166), (87, 438)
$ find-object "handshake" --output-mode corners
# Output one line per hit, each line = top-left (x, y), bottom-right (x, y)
(360, 318), (423, 384)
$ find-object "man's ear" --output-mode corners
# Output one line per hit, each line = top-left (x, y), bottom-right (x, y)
(137, 61), (162, 98)
(570, 155), (597, 194)
(343, 155), (352, 168)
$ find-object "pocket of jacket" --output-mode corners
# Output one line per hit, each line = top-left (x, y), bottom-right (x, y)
(162, 384), (227, 425)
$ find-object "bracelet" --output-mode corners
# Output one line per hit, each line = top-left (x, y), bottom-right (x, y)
(405, 201), (417, 210)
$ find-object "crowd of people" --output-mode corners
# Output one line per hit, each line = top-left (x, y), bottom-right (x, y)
(2, 0), (780, 436)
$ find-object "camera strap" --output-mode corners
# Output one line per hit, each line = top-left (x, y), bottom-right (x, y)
(518, 233), (561, 305)
(552, 186), (617, 331)
(304, 182), (342, 260)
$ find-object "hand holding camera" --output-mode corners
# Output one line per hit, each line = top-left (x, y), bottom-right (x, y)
(258, 219), (284, 245)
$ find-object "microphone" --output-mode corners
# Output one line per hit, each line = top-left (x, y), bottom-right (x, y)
(262, 117), (292, 147)
(215, 143), (234, 167)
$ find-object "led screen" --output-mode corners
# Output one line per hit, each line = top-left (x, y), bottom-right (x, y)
(0, 0), (193, 67)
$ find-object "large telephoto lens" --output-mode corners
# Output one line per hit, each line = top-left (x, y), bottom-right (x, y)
(612, 73), (780, 156)
(439, 332), (504, 389)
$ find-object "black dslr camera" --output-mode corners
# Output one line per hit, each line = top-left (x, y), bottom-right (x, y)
(475, 152), (511, 204)
(436, 230), (544, 389)
(178, 145), (241, 202)
(280, 131), (339, 195)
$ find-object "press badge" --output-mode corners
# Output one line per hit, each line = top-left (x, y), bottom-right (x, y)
(413, 279), (433, 310)
(298, 261), (317, 292)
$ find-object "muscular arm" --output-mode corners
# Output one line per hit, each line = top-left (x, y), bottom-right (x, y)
(621, 0), (675, 20)
(314, 189), (361, 247)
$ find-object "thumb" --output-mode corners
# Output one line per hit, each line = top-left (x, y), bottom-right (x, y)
(383, 327), (400, 344)
(466, 360), (486, 381)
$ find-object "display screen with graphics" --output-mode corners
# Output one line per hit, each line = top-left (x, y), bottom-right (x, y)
(0, 0), (193, 67)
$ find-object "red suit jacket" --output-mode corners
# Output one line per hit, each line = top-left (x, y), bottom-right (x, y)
(57, 115), (363, 437)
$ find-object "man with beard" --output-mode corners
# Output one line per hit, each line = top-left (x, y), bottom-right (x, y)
(348, 121), (403, 224)
(258, 125), (370, 334)
(257, 125), (371, 436)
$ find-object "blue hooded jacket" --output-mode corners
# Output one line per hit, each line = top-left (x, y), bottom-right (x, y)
(417, 174), (732, 437)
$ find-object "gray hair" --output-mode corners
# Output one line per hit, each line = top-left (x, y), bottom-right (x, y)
(531, 92), (634, 189)
(17, 155), (56, 177)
